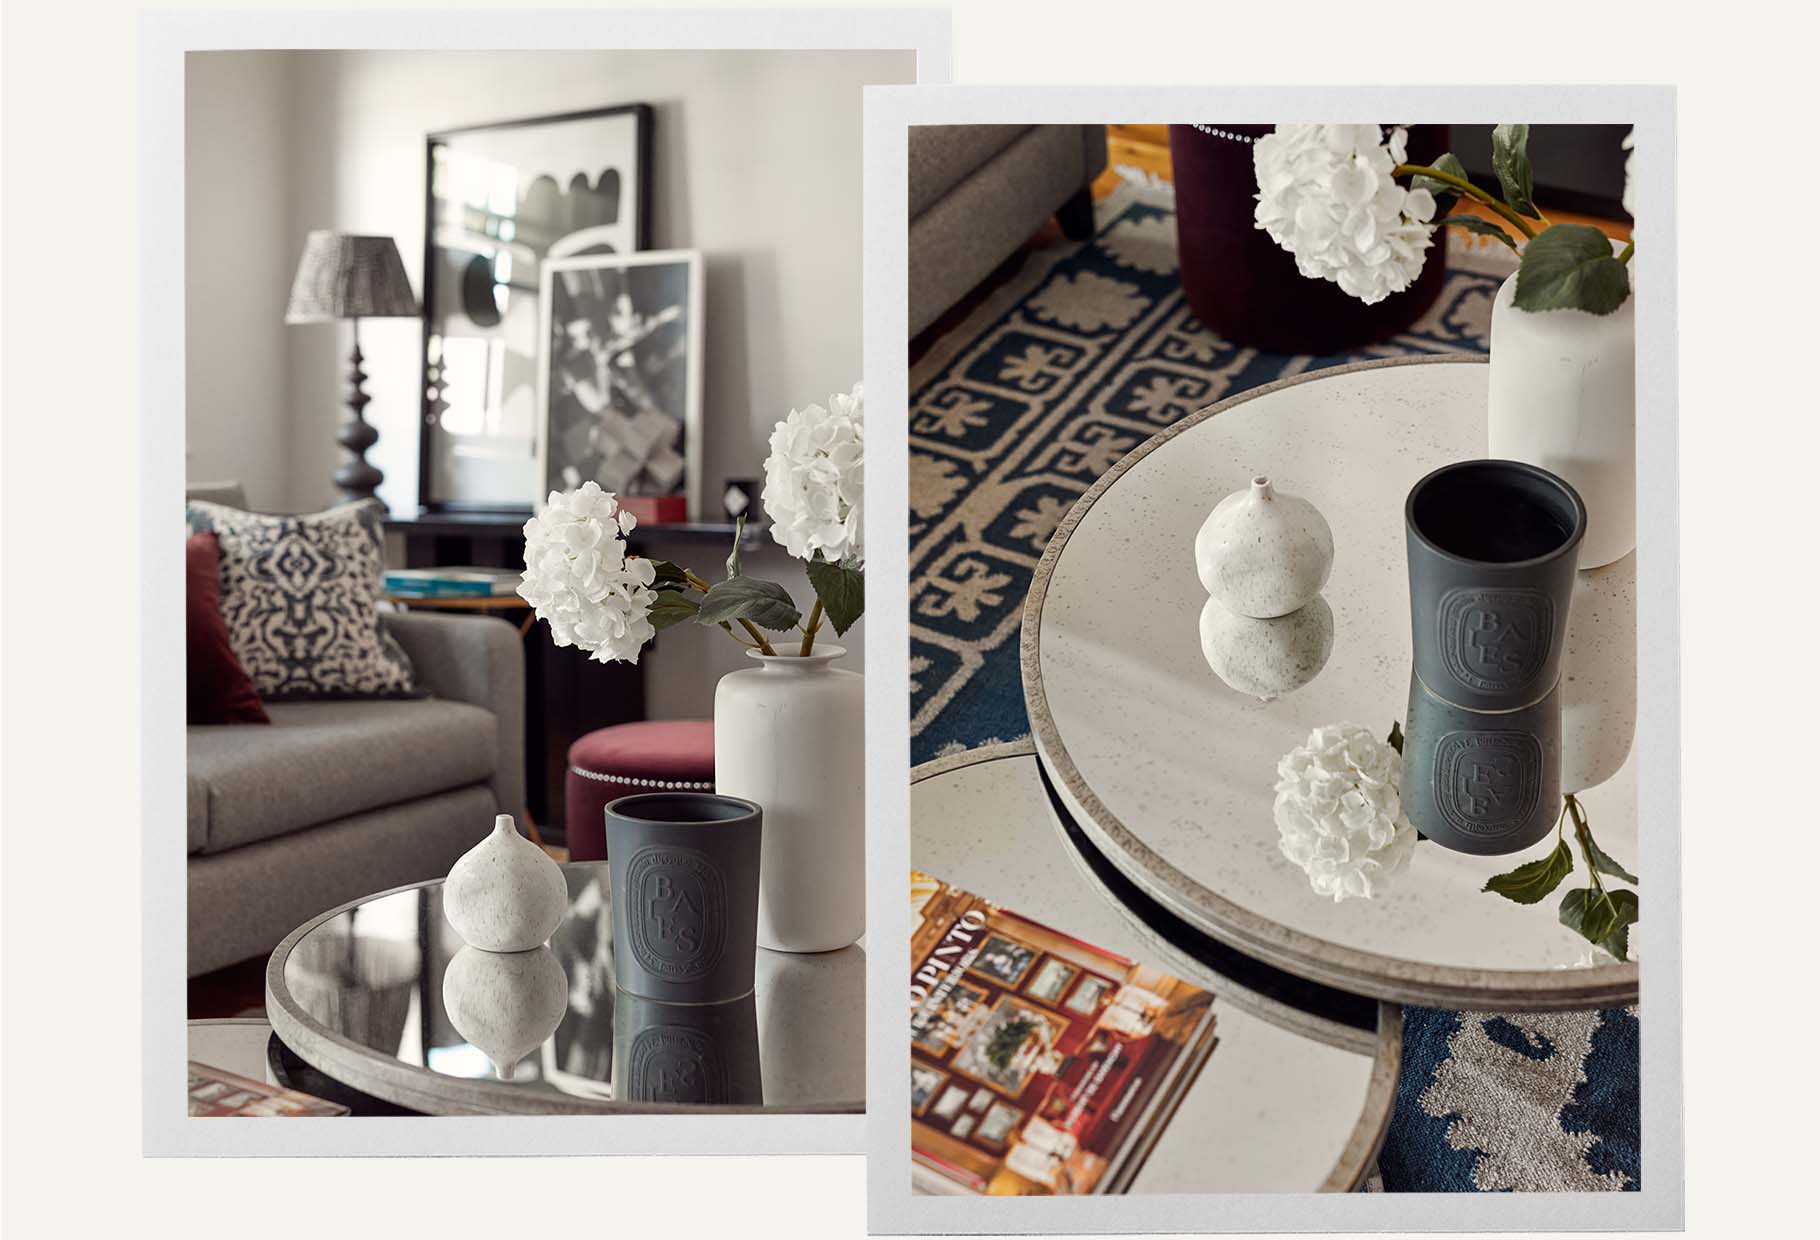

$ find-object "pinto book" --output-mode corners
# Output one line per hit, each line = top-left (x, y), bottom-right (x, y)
(909, 872), (1219, 1195)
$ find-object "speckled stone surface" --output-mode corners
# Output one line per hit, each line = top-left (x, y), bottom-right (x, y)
(441, 943), (569, 1080)
(1025, 358), (1637, 1008)
(444, 815), (569, 952)
(912, 743), (1395, 1193)
(1561, 551), (1637, 792)
(1199, 593), (1334, 700)
(1195, 476), (1335, 617)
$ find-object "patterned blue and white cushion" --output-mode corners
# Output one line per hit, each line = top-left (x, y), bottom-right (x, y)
(185, 499), (415, 700)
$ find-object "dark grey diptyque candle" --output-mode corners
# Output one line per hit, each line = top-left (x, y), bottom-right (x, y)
(612, 989), (763, 1107)
(605, 793), (762, 1005)
(1402, 460), (1585, 855)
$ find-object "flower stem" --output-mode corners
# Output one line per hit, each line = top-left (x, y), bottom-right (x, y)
(1394, 164), (1538, 240)
(798, 598), (825, 657)
(737, 618), (778, 656)
(1618, 240), (1635, 265)
(1565, 794), (1608, 899)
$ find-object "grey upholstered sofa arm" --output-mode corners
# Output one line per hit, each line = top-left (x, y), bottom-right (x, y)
(381, 611), (526, 825)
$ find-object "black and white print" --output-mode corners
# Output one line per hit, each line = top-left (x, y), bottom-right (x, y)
(536, 249), (703, 513)
(186, 500), (416, 700)
(421, 104), (652, 509)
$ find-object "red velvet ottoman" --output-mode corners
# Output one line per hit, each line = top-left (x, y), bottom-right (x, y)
(565, 720), (716, 862)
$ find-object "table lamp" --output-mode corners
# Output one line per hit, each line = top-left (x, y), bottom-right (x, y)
(285, 231), (420, 506)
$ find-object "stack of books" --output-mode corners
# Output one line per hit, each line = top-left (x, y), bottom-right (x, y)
(384, 568), (522, 599)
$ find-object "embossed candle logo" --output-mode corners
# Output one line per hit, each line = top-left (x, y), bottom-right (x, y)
(1439, 588), (1552, 694)
(625, 846), (727, 980)
(1436, 732), (1541, 837)
(628, 1027), (726, 1103)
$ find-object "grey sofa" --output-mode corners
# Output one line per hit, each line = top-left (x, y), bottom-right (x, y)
(908, 124), (1109, 337)
(186, 487), (525, 976)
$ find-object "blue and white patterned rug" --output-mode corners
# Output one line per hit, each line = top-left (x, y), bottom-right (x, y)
(909, 183), (1639, 1193)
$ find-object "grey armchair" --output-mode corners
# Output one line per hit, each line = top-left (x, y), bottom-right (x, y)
(908, 124), (1109, 337)
(185, 485), (526, 975)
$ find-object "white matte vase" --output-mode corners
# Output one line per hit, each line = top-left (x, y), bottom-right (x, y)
(1486, 265), (1636, 569)
(714, 646), (865, 953)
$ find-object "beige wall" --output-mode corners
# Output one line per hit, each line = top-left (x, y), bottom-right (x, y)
(185, 52), (296, 509)
(185, 48), (907, 716)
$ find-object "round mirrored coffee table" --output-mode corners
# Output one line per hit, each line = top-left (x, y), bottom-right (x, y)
(913, 743), (1399, 1193)
(266, 862), (863, 1115)
(1024, 356), (1638, 1011)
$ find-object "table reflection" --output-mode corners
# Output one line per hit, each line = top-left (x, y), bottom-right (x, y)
(281, 863), (864, 1110)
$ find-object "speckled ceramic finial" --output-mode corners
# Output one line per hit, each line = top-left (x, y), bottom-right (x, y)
(1194, 476), (1334, 619)
(444, 814), (568, 952)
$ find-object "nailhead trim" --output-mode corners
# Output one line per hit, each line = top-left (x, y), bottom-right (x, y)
(570, 766), (714, 791)
(1190, 124), (1256, 144)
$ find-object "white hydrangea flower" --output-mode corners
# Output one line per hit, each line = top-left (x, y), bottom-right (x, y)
(1253, 124), (1437, 305)
(1273, 722), (1418, 902)
(763, 382), (864, 566)
(518, 481), (658, 664)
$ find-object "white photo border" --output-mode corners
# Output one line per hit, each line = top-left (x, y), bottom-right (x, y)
(140, 6), (951, 1159)
(862, 84), (1680, 1233)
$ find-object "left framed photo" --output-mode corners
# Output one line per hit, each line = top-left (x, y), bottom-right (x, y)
(535, 248), (704, 519)
(421, 104), (653, 512)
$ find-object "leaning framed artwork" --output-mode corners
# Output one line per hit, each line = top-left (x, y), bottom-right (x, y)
(535, 249), (704, 521)
(418, 103), (653, 512)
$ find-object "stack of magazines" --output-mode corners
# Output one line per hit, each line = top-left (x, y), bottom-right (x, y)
(909, 872), (1219, 1196)
(384, 567), (522, 598)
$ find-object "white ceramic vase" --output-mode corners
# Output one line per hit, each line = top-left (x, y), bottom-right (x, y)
(1198, 594), (1333, 701)
(1193, 476), (1333, 618)
(441, 944), (568, 1081)
(443, 814), (568, 952)
(1486, 265), (1636, 569)
(714, 645), (865, 953)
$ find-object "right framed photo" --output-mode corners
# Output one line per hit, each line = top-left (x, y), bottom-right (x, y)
(869, 86), (1680, 1235)
(535, 248), (704, 519)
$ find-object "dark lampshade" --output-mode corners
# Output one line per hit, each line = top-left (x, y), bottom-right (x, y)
(284, 231), (420, 323)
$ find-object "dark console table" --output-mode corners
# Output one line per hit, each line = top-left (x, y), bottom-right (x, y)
(384, 509), (765, 837)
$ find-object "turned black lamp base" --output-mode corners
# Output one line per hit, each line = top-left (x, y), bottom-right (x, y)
(337, 317), (384, 507)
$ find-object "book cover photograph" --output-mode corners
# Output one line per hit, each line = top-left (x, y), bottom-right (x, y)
(909, 872), (1219, 1195)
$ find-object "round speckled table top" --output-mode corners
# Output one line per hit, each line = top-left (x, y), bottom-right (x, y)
(913, 744), (1399, 1193)
(1024, 357), (1638, 1011)
(265, 863), (864, 1115)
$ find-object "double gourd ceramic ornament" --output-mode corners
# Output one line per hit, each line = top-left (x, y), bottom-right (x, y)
(1194, 476), (1334, 619)
(444, 814), (568, 952)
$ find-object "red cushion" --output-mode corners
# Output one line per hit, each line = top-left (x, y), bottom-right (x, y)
(187, 532), (269, 725)
(565, 721), (714, 860)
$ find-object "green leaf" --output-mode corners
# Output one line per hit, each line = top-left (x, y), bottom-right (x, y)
(1483, 838), (1575, 905)
(724, 516), (748, 580)
(1386, 721), (1404, 754)
(1559, 887), (1639, 961)
(805, 557), (865, 636)
(647, 589), (699, 632)
(644, 559), (690, 591)
(1437, 213), (1518, 251)
(696, 575), (801, 632)
(1409, 151), (1469, 217)
(1577, 825), (1638, 885)
(1491, 123), (1538, 218)
(1513, 224), (1632, 315)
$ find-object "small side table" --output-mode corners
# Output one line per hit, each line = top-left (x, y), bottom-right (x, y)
(385, 592), (536, 635)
